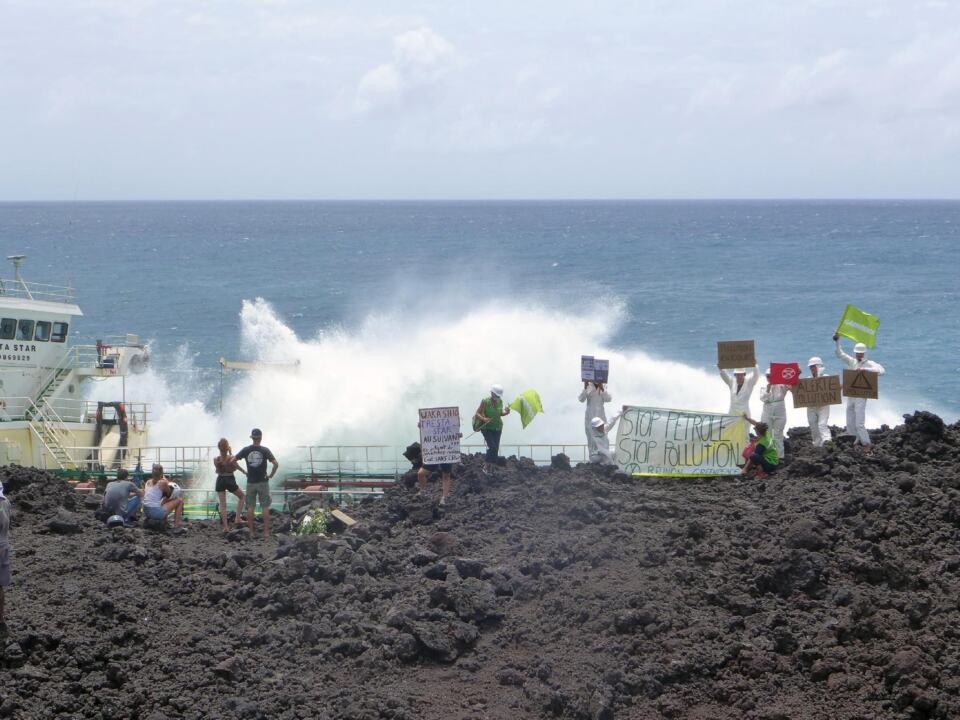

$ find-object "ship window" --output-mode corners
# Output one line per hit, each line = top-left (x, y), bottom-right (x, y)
(52, 322), (69, 343)
(0, 318), (14, 340)
(16, 319), (34, 341)
(34, 321), (51, 342)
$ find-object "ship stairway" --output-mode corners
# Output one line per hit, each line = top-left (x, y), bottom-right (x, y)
(24, 399), (78, 470)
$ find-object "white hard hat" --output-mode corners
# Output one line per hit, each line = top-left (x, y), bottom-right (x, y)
(853, 343), (868, 354)
(490, 384), (504, 397)
(808, 356), (823, 367)
(734, 368), (746, 375)
(590, 417), (605, 428)
(765, 367), (772, 375)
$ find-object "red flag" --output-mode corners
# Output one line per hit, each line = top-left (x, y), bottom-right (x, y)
(769, 362), (801, 386)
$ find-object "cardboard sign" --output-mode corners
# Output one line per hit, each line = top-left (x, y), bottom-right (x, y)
(769, 362), (801, 386)
(594, 359), (609, 384)
(581, 355), (595, 382)
(843, 370), (879, 400)
(581, 356), (610, 383)
(419, 407), (461, 464)
(792, 376), (842, 408)
(615, 406), (749, 477)
(717, 340), (756, 370)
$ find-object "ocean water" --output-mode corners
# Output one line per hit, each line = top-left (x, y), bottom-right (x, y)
(1, 200), (958, 455)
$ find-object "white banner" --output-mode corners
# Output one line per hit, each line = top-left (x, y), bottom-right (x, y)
(419, 406), (461, 464)
(615, 406), (749, 477)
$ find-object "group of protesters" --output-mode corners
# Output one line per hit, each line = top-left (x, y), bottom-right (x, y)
(582, 334), (886, 479)
(99, 428), (279, 538)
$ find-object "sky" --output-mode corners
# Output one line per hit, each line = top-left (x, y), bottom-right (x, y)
(1, 0), (959, 200)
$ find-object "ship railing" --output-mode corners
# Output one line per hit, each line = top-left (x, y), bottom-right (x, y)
(1, 395), (77, 441)
(43, 398), (150, 427)
(0, 277), (75, 304)
(292, 442), (590, 480)
(34, 345), (103, 401)
(62, 445), (215, 476)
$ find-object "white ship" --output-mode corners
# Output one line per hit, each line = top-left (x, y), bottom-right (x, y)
(0, 255), (151, 474)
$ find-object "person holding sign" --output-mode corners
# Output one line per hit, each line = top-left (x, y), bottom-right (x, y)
(805, 357), (832, 447)
(579, 381), (612, 459)
(417, 408), (462, 506)
(741, 416), (779, 478)
(760, 368), (788, 457)
(589, 412), (623, 465)
(474, 385), (511, 474)
(834, 335), (886, 451)
(719, 364), (760, 418)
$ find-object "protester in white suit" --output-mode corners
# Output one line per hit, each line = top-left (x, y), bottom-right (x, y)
(834, 335), (885, 451)
(579, 382), (611, 459)
(760, 369), (788, 457)
(589, 413), (623, 465)
(719, 365), (760, 419)
(805, 356), (832, 448)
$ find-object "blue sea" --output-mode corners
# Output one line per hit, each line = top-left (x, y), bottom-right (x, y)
(1, 200), (958, 448)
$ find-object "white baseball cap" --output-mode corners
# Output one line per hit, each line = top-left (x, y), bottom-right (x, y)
(490, 384), (504, 397)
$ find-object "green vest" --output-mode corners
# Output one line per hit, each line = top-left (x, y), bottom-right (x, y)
(758, 431), (779, 465)
(481, 397), (504, 432)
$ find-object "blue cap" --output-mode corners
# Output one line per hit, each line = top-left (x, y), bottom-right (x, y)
(250, 428), (262, 438)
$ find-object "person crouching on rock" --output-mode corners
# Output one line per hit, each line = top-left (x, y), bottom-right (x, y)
(143, 464), (184, 528)
(0, 482), (11, 635)
(741, 417), (779, 478)
(214, 438), (247, 532)
(101, 468), (143, 527)
(589, 411), (623, 465)
(474, 384), (510, 475)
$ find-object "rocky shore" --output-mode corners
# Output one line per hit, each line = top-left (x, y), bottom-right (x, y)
(1, 411), (959, 719)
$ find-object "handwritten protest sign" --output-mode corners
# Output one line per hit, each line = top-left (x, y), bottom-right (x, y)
(594, 359), (609, 383)
(581, 356), (610, 383)
(615, 406), (749, 477)
(792, 376), (842, 408)
(581, 355), (595, 382)
(717, 340), (756, 370)
(842, 370), (879, 400)
(418, 407), (461, 464)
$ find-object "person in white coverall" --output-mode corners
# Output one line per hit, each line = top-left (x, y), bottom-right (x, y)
(834, 335), (886, 451)
(589, 413), (623, 465)
(760, 368), (788, 457)
(719, 365), (760, 419)
(805, 356), (832, 448)
(579, 382), (612, 459)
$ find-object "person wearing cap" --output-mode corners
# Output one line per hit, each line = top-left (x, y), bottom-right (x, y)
(805, 357), (832, 447)
(834, 335), (886, 451)
(741, 416), (779, 478)
(0, 482), (11, 634)
(579, 381), (612, 460)
(760, 367), (788, 457)
(474, 385), (511, 474)
(719, 364), (760, 418)
(235, 428), (279, 538)
(589, 411), (623, 464)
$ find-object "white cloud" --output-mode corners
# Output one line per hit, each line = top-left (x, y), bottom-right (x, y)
(354, 25), (454, 113)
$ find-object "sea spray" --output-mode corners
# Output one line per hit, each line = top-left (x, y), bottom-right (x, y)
(86, 297), (915, 464)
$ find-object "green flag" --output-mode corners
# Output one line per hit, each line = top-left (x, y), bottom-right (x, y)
(509, 389), (544, 429)
(836, 304), (880, 348)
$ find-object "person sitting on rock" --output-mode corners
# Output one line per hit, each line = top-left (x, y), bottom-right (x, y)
(589, 410), (623, 465)
(0, 482), (11, 635)
(101, 468), (143, 527)
(741, 416), (779, 478)
(143, 464), (183, 528)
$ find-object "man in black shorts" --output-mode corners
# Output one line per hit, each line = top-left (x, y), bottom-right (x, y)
(235, 428), (279, 538)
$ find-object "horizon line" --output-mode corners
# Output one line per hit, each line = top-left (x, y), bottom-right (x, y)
(2, 197), (960, 204)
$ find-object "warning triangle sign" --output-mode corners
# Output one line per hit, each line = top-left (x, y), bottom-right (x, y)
(850, 371), (873, 390)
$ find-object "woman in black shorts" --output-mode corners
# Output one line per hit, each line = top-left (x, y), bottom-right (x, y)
(214, 438), (246, 531)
